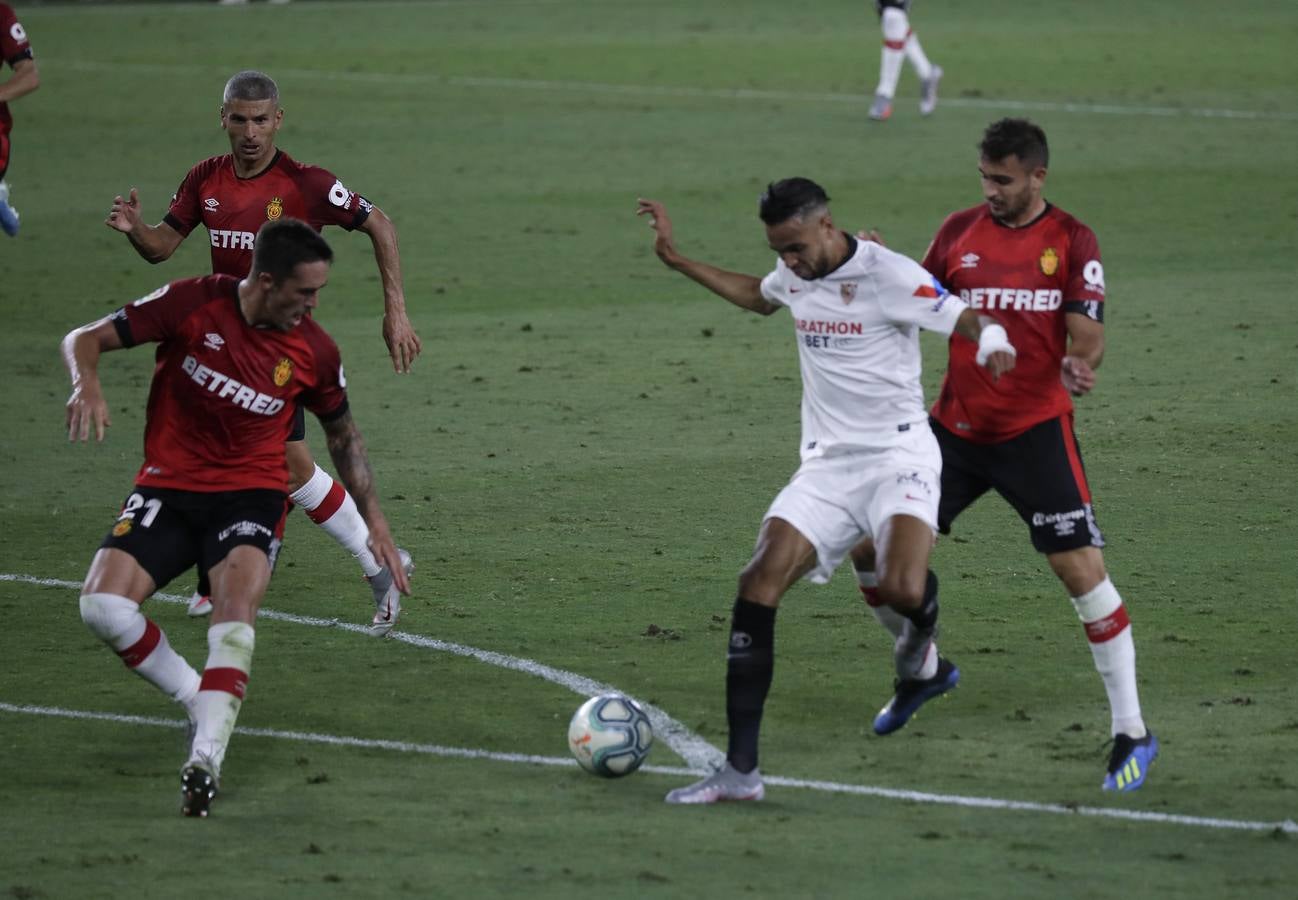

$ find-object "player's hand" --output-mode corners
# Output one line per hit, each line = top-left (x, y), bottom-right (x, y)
(855, 228), (886, 245)
(368, 526), (412, 596)
(383, 309), (422, 374)
(66, 384), (111, 443)
(105, 188), (143, 235)
(636, 198), (679, 265)
(1061, 355), (1096, 396)
(983, 351), (1016, 381)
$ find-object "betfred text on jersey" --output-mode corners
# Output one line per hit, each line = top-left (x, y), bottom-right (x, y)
(209, 229), (256, 250)
(181, 355), (286, 416)
(960, 287), (1062, 312)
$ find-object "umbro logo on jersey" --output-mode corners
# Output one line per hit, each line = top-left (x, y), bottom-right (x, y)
(203, 333), (225, 351)
(961, 252), (980, 268)
(204, 198), (220, 211)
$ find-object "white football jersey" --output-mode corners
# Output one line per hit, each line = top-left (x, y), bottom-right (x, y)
(759, 236), (967, 459)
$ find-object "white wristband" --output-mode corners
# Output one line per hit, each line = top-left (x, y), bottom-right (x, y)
(975, 323), (1016, 365)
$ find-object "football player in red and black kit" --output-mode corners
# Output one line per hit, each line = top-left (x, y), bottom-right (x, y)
(104, 70), (418, 634)
(0, 2), (39, 236)
(853, 119), (1157, 792)
(64, 219), (410, 817)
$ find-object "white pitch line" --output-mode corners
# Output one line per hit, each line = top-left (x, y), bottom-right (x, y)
(3, 701), (1295, 836)
(61, 60), (1298, 124)
(0, 573), (724, 771)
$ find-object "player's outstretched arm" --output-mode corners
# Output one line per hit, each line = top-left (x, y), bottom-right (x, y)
(61, 316), (124, 443)
(1061, 313), (1104, 396)
(357, 208), (422, 374)
(104, 189), (184, 264)
(953, 309), (1016, 381)
(320, 410), (411, 595)
(636, 198), (779, 315)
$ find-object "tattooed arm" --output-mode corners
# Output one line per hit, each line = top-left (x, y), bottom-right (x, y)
(321, 410), (411, 594)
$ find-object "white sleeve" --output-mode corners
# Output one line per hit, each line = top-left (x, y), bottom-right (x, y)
(759, 260), (791, 307)
(874, 248), (967, 336)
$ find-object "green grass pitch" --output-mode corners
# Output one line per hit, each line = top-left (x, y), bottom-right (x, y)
(1, 0), (1296, 897)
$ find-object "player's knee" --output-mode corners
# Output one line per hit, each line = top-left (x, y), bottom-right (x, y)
(79, 592), (140, 642)
(876, 568), (927, 611)
(286, 462), (315, 494)
(881, 7), (909, 43)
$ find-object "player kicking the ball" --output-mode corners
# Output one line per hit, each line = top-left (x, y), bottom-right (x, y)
(637, 180), (1015, 803)
(63, 220), (411, 817)
(105, 70), (417, 634)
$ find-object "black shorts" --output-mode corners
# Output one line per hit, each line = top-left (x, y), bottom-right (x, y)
(99, 486), (286, 590)
(289, 403), (307, 442)
(933, 413), (1105, 554)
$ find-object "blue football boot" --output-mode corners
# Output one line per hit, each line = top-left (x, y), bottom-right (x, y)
(873, 657), (960, 736)
(1103, 732), (1159, 792)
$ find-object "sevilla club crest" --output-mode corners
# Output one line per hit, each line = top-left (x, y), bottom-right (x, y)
(266, 197), (284, 221)
(1039, 247), (1060, 277)
(840, 282), (858, 304)
(273, 358), (294, 387)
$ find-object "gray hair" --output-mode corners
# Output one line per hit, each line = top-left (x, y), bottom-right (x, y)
(223, 70), (279, 105)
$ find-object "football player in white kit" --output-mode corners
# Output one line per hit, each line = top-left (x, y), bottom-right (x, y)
(636, 179), (1016, 804)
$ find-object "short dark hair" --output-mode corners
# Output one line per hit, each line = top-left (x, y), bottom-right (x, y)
(251, 219), (333, 283)
(759, 177), (830, 225)
(979, 118), (1049, 169)
(224, 70), (279, 105)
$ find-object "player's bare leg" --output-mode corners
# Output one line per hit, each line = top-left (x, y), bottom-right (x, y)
(666, 518), (817, 804)
(1048, 546), (1157, 790)
(870, 515), (960, 735)
(283, 438), (412, 635)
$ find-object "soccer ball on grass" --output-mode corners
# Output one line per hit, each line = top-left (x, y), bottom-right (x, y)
(567, 693), (653, 777)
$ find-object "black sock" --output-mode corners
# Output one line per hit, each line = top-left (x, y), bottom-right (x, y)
(902, 570), (939, 631)
(726, 597), (777, 774)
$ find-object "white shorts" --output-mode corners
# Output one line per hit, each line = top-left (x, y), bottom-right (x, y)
(762, 427), (941, 584)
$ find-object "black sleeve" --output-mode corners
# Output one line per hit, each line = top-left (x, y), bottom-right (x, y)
(108, 308), (137, 348)
(1063, 300), (1104, 323)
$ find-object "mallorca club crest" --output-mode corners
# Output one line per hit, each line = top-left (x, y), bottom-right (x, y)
(1039, 247), (1060, 277)
(266, 196), (284, 221)
(112, 519), (132, 538)
(840, 282), (858, 305)
(273, 357), (294, 387)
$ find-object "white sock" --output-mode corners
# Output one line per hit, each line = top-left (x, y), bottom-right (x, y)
(875, 8), (908, 98)
(190, 621), (256, 777)
(1070, 578), (1146, 738)
(290, 463), (381, 577)
(856, 569), (939, 679)
(904, 33), (934, 80)
(80, 592), (201, 707)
